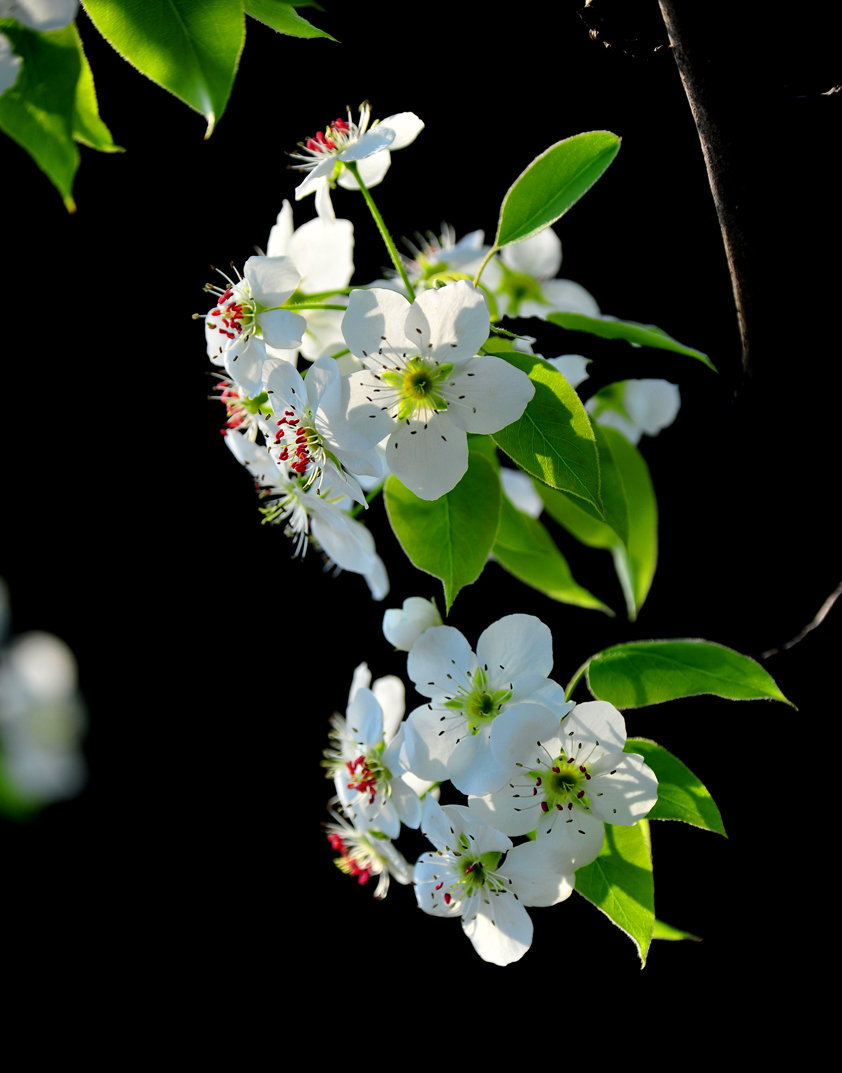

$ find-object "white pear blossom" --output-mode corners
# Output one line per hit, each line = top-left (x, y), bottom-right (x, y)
(414, 799), (576, 966)
(468, 700), (658, 861)
(402, 614), (571, 796)
(262, 354), (384, 506)
(326, 808), (413, 899)
(204, 257), (305, 396)
(382, 596), (442, 651)
(291, 103), (424, 222)
(485, 227), (600, 320)
(343, 281), (534, 500)
(324, 663), (427, 838)
(265, 201), (354, 362)
(224, 430), (389, 599)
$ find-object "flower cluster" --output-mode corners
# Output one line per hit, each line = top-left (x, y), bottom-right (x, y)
(324, 602), (658, 965)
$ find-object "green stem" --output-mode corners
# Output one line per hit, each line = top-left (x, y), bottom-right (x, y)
(564, 658), (591, 702)
(283, 302), (348, 312)
(294, 288), (353, 302)
(343, 161), (415, 302)
(473, 246), (498, 289)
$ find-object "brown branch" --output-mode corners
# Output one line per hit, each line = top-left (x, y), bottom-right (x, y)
(656, 1), (753, 374)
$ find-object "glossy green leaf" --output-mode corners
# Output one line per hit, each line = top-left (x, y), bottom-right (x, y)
(244, 0), (335, 38)
(585, 640), (793, 708)
(627, 737), (725, 835)
(575, 820), (654, 966)
(490, 351), (602, 512)
(384, 451), (500, 612)
(546, 311), (715, 371)
(71, 25), (122, 152)
(82, 0), (245, 136)
(0, 21), (82, 209)
(537, 426), (658, 620)
(495, 130), (620, 248)
(493, 495), (612, 614)
(653, 919), (700, 942)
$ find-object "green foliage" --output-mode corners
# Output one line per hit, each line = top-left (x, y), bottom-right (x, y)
(490, 350), (602, 513)
(493, 493), (612, 613)
(538, 426), (658, 619)
(82, 0), (245, 136)
(546, 311), (715, 370)
(575, 820), (654, 966)
(582, 639), (793, 708)
(0, 21), (118, 209)
(244, 0), (335, 38)
(495, 130), (621, 249)
(627, 737), (726, 835)
(384, 451), (501, 612)
(652, 918), (700, 942)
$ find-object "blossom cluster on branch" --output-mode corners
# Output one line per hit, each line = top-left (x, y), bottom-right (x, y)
(197, 105), (786, 965)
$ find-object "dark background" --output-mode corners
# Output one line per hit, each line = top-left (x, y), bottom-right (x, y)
(2, 0), (838, 1032)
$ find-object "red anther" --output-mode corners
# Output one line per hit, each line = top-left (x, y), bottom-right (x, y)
(532, 787), (537, 796)
(435, 882), (443, 890)
(540, 801), (549, 813)
(568, 758), (575, 764)
(552, 766), (560, 773)
(444, 892), (452, 905)
(567, 802), (574, 809)
(580, 765), (587, 772)
(556, 804), (564, 810)
(535, 777), (542, 786)
(306, 138), (319, 151)
(576, 790), (585, 798)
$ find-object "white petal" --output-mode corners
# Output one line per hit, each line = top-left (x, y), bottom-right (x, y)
(386, 414), (468, 500)
(563, 700), (628, 755)
(337, 150), (391, 190)
(462, 892), (533, 966)
(265, 200), (294, 257)
(502, 227), (562, 280)
(444, 354), (535, 435)
(623, 379), (681, 437)
(377, 111), (424, 149)
(548, 354), (590, 388)
(342, 287), (412, 362)
(589, 752), (658, 825)
(244, 255), (300, 308)
(286, 217), (354, 293)
(406, 281), (490, 366)
(477, 614), (553, 689)
(500, 838), (578, 907)
(500, 468), (543, 518)
(382, 596), (442, 651)
(256, 308), (305, 350)
(407, 624), (475, 697)
(337, 126), (395, 161)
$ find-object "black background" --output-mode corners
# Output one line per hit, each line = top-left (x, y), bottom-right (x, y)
(2, 0), (839, 1034)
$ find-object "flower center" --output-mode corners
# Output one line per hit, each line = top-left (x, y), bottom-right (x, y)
(345, 749), (391, 806)
(205, 277), (258, 344)
(380, 358), (454, 420)
(274, 408), (325, 478)
(532, 756), (592, 814)
(443, 666), (512, 736)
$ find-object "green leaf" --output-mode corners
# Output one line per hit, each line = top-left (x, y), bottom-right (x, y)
(244, 0), (335, 38)
(575, 821), (654, 966)
(493, 494), (612, 614)
(495, 131), (620, 249)
(81, 0), (245, 136)
(546, 311), (715, 371)
(537, 426), (658, 620)
(71, 24), (122, 152)
(585, 639), (794, 709)
(0, 21), (82, 209)
(653, 918), (700, 942)
(627, 737), (726, 835)
(489, 350), (602, 512)
(384, 451), (501, 612)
